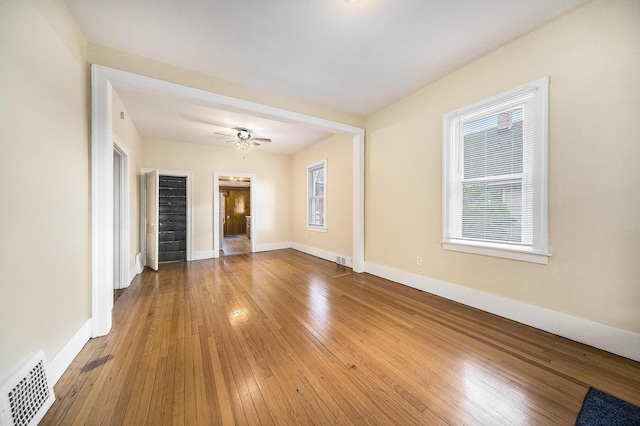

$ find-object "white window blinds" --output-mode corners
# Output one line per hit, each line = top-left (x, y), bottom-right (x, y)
(443, 77), (549, 263)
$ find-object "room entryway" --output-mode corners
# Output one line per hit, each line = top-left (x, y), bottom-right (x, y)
(113, 139), (130, 297)
(144, 169), (193, 271)
(218, 175), (253, 256)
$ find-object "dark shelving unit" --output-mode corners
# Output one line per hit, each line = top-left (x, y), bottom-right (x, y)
(158, 175), (187, 262)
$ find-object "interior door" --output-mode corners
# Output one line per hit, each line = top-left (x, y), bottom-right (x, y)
(145, 170), (159, 271)
(222, 187), (250, 235)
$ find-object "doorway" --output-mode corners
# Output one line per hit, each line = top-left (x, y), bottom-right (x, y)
(113, 139), (129, 298)
(143, 168), (193, 271)
(213, 172), (255, 257)
(219, 177), (251, 256)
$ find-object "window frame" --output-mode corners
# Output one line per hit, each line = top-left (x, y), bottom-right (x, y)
(442, 77), (550, 264)
(306, 159), (327, 231)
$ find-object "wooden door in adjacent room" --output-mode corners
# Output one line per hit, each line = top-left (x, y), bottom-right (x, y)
(220, 187), (250, 236)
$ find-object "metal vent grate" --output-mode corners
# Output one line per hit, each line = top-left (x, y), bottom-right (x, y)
(0, 351), (55, 426)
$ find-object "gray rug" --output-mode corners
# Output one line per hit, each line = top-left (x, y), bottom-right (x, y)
(575, 387), (640, 425)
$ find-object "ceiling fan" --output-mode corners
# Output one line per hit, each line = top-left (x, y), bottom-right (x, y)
(220, 127), (271, 150)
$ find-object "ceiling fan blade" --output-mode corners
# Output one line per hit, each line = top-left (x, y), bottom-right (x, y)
(215, 131), (234, 137)
(250, 141), (261, 146)
(251, 137), (271, 143)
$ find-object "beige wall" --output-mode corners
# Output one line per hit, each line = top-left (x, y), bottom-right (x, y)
(291, 134), (353, 257)
(112, 90), (143, 269)
(0, 1), (90, 379)
(142, 139), (292, 253)
(365, 0), (640, 333)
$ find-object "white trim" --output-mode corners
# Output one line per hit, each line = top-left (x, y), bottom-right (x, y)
(113, 135), (130, 290)
(214, 171), (256, 258)
(47, 319), (92, 386)
(442, 241), (550, 264)
(129, 252), (144, 282)
(92, 65), (365, 338)
(352, 132), (365, 273)
(291, 242), (353, 268)
(192, 250), (216, 261)
(364, 261), (640, 362)
(91, 65), (114, 337)
(442, 77), (549, 263)
(306, 227), (328, 233)
(254, 242), (292, 252)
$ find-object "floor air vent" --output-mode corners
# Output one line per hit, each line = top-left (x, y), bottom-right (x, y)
(0, 351), (55, 426)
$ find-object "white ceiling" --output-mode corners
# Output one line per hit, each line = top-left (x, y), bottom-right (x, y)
(66, 0), (591, 154)
(116, 88), (331, 155)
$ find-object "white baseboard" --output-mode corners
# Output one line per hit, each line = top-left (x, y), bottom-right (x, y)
(129, 252), (144, 283)
(364, 261), (640, 362)
(254, 242), (291, 252)
(291, 242), (353, 267)
(192, 250), (215, 261)
(47, 319), (92, 385)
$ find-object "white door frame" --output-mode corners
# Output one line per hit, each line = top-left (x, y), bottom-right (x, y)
(213, 172), (256, 256)
(113, 135), (130, 290)
(91, 64), (364, 337)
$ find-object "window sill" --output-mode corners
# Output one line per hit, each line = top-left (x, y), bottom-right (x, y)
(307, 226), (327, 233)
(442, 240), (550, 264)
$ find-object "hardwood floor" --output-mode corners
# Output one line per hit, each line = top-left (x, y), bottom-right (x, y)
(42, 249), (640, 425)
(221, 235), (251, 256)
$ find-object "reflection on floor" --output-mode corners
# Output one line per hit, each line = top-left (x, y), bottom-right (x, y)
(221, 234), (251, 256)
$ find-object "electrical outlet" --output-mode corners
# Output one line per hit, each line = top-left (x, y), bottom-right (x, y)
(416, 256), (423, 265)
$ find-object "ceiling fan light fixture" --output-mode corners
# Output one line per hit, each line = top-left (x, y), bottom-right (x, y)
(235, 139), (250, 150)
(223, 127), (270, 150)
(237, 129), (250, 140)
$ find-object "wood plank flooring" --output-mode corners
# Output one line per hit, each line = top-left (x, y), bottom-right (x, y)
(42, 249), (640, 425)
(221, 235), (251, 256)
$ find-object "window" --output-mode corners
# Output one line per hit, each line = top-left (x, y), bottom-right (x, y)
(307, 160), (326, 229)
(442, 77), (550, 264)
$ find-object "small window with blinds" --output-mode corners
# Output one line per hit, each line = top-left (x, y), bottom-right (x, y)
(442, 77), (550, 264)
